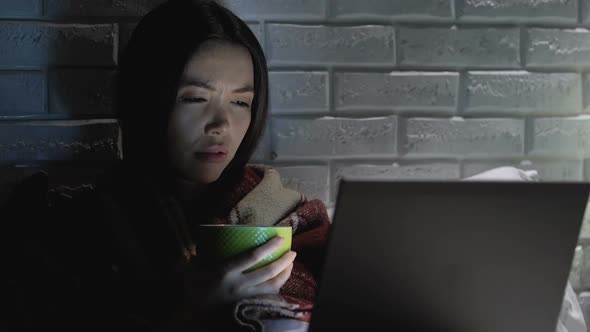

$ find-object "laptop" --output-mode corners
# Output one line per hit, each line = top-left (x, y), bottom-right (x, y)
(309, 179), (590, 332)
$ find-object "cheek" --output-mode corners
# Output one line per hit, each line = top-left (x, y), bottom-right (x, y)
(169, 110), (200, 145)
(167, 113), (194, 160)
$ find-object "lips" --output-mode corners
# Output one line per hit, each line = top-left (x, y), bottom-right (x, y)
(195, 145), (228, 163)
(203, 145), (228, 154)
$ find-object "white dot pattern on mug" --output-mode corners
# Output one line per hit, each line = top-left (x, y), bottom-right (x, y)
(216, 228), (273, 257)
(254, 229), (269, 245)
(198, 226), (290, 272)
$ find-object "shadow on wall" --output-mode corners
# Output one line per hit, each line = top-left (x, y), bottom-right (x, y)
(0, 4), (143, 205)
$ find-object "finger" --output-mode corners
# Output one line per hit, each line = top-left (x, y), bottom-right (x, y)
(239, 251), (296, 288)
(222, 236), (285, 274)
(243, 262), (294, 297)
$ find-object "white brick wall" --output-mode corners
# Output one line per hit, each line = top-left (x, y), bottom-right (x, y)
(526, 28), (590, 69)
(229, 0), (590, 202)
(270, 72), (328, 113)
(398, 27), (521, 68)
(459, 0), (578, 23)
(465, 71), (582, 115)
(222, 0), (590, 293)
(334, 72), (458, 111)
(267, 25), (395, 65)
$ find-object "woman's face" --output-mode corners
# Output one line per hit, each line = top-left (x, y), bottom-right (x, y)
(168, 41), (254, 184)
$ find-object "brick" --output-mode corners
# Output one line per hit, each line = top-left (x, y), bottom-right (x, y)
(334, 72), (458, 111)
(332, 0), (451, 18)
(276, 165), (329, 202)
(332, 161), (459, 201)
(0, 22), (115, 67)
(223, 0), (324, 18)
(48, 69), (115, 116)
(527, 29), (590, 68)
(44, 0), (164, 17)
(0, 0), (41, 18)
(582, 74), (590, 111)
(272, 116), (397, 158)
(527, 159), (583, 180)
(583, 0), (590, 23)
(583, 160), (590, 181)
(404, 117), (524, 156)
(460, 0), (577, 23)
(270, 72), (328, 114)
(531, 117), (590, 157)
(0, 120), (120, 161)
(570, 245), (583, 291)
(268, 25), (395, 65)
(463, 159), (583, 181)
(0, 160), (114, 205)
(0, 71), (45, 116)
(465, 71), (582, 114)
(398, 27), (520, 68)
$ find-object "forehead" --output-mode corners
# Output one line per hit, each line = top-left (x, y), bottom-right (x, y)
(182, 41), (254, 85)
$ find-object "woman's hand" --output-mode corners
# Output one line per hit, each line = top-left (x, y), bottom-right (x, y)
(186, 236), (297, 310)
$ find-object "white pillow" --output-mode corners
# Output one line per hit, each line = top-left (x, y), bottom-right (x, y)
(464, 166), (539, 182)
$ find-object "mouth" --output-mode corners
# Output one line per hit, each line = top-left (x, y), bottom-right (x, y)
(194, 145), (229, 163)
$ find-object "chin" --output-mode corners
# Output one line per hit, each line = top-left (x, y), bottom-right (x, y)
(190, 168), (224, 184)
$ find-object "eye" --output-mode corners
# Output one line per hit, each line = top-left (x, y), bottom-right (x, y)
(180, 96), (207, 103)
(233, 101), (251, 108)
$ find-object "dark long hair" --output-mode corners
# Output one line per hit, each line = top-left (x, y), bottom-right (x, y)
(116, 0), (268, 196)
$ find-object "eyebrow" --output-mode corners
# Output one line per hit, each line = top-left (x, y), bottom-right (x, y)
(179, 76), (254, 93)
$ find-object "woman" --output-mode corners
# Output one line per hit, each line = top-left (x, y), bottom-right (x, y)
(5, 0), (330, 331)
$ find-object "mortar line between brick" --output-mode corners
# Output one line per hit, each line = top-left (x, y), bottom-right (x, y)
(43, 67), (49, 115)
(459, 157), (467, 178)
(328, 161), (335, 205)
(577, 0), (586, 25)
(581, 72), (586, 113)
(113, 23), (119, 66)
(456, 71), (467, 117)
(524, 117), (533, 156)
(262, 19), (269, 64)
(519, 26), (527, 70)
(257, 19), (265, 57)
(393, 22), (399, 67)
(396, 115), (405, 157)
(327, 66), (334, 116)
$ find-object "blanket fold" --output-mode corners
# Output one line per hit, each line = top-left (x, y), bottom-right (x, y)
(190, 165), (330, 330)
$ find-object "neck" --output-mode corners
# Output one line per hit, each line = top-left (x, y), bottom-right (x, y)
(172, 175), (205, 210)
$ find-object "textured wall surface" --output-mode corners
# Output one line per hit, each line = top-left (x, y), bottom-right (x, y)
(2, 0), (590, 294)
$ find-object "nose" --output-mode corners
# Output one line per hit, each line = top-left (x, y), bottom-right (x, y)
(204, 104), (230, 136)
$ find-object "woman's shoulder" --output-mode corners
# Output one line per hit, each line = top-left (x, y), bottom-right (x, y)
(243, 164), (299, 197)
(244, 164), (319, 203)
(244, 164), (289, 190)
